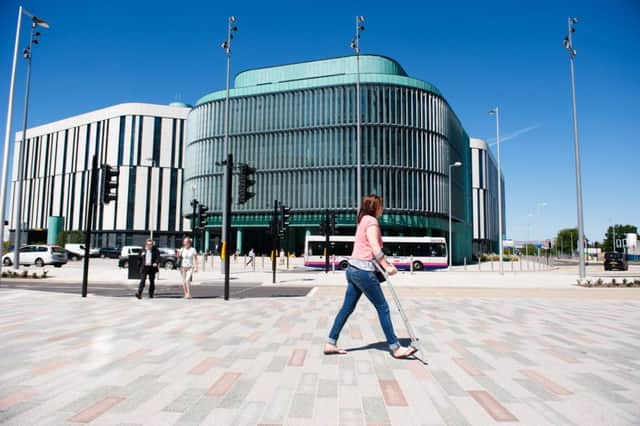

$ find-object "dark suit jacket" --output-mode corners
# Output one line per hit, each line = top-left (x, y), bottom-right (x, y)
(139, 247), (160, 273)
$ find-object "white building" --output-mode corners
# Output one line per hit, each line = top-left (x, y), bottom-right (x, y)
(470, 137), (505, 256)
(10, 102), (191, 249)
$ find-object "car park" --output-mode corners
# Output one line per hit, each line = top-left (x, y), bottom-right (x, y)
(2, 245), (68, 267)
(65, 244), (100, 259)
(118, 246), (143, 268)
(604, 252), (628, 271)
(99, 247), (120, 259)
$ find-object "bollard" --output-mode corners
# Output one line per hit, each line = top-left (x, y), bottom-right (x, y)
(520, 257), (522, 271)
(410, 256), (414, 274)
(262, 255), (265, 269)
(332, 255), (335, 273)
(478, 260), (481, 271)
(463, 257), (467, 271)
(287, 254), (289, 270)
(491, 261), (494, 272)
(511, 260), (514, 272)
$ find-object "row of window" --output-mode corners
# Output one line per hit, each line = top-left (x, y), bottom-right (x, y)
(188, 85), (452, 140)
(185, 166), (462, 218)
(185, 126), (458, 180)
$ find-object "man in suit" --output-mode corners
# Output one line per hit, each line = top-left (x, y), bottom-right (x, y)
(136, 239), (160, 299)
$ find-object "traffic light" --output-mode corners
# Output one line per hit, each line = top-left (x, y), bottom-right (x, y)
(329, 212), (337, 235)
(279, 205), (291, 239)
(238, 163), (256, 204)
(198, 204), (209, 228)
(101, 165), (119, 204)
(319, 218), (328, 236)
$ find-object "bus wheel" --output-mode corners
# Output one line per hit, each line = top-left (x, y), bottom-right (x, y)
(339, 260), (349, 270)
(412, 261), (424, 271)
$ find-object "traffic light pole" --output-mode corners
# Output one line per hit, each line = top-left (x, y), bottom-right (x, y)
(223, 154), (233, 300)
(272, 200), (279, 284)
(325, 209), (330, 274)
(82, 154), (98, 297)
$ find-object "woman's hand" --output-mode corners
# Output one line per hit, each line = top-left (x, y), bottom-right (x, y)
(386, 264), (398, 276)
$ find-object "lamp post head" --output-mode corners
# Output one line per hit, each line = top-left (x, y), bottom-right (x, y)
(450, 161), (462, 168)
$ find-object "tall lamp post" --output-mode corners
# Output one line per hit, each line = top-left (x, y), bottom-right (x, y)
(563, 17), (586, 279)
(350, 16), (365, 208)
(12, 14), (49, 270)
(0, 8), (48, 274)
(220, 16), (237, 263)
(488, 107), (504, 274)
(448, 161), (462, 268)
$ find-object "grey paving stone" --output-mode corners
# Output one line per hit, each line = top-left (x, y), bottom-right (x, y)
(514, 378), (559, 401)
(431, 369), (467, 397)
(217, 378), (255, 409)
(362, 396), (390, 424)
(288, 393), (315, 418)
(163, 388), (205, 413)
(317, 379), (338, 398)
(339, 407), (364, 426)
(259, 386), (293, 424)
(266, 355), (288, 372)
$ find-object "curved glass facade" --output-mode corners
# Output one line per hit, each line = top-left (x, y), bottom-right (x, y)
(184, 55), (472, 262)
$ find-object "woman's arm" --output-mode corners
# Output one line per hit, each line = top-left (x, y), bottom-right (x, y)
(365, 225), (397, 274)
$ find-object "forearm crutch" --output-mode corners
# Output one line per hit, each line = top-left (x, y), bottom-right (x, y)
(374, 261), (427, 363)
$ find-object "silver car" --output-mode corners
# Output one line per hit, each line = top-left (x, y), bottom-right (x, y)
(2, 245), (68, 268)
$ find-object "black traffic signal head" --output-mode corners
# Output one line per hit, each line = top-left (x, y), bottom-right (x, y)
(330, 213), (337, 235)
(198, 205), (209, 228)
(238, 163), (256, 204)
(281, 205), (291, 230)
(102, 165), (119, 204)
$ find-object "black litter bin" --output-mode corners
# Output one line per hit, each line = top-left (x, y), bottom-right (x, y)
(128, 254), (141, 280)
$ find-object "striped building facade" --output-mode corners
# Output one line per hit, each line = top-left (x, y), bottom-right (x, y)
(10, 102), (191, 248)
(470, 137), (505, 256)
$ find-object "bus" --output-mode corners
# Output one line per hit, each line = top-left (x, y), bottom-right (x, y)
(304, 235), (448, 271)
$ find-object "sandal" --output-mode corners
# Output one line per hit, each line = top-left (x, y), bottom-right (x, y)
(392, 346), (418, 359)
(323, 344), (347, 355)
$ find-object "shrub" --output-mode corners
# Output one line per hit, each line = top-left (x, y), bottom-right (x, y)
(611, 278), (617, 286)
(20, 271), (27, 278)
(596, 278), (603, 286)
(42, 270), (48, 278)
(31, 272), (38, 279)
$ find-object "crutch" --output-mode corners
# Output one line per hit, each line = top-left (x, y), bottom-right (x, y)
(374, 261), (427, 364)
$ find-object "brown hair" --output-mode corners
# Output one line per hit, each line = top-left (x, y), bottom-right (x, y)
(357, 194), (383, 223)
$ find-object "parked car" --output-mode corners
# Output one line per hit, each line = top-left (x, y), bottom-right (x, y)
(604, 252), (628, 271)
(65, 243), (100, 259)
(118, 246), (143, 268)
(2, 245), (68, 267)
(158, 248), (178, 270)
(99, 247), (120, 259)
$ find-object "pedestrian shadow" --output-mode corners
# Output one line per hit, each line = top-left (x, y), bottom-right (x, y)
(345, 338), (428, 364)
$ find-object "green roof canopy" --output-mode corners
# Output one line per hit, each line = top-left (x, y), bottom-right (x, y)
(196, 54), (442, 106)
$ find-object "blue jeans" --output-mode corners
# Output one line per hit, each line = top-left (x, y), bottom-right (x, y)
(327, 266), (400, 351)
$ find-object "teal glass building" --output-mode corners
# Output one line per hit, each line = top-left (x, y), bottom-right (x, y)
(184, 55), (472, 263)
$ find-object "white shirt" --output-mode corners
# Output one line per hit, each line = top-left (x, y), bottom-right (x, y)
(180, 247), (197, 267)
(145, 249), (152, 266)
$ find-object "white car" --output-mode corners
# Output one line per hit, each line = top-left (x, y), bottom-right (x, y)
(2, 245), (68, 268)
(65, 243), (100, 259)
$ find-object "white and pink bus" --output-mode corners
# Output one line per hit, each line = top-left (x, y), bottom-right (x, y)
(304, 235), (448, 271)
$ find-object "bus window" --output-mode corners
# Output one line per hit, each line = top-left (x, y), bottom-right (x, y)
(427, 243), (446, 257)
(308, 242), (325, 256)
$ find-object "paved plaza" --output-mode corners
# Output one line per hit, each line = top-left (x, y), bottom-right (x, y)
(1, 282), (639, 425)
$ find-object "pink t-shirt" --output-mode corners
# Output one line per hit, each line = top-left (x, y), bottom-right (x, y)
(351, 215), (383, 261)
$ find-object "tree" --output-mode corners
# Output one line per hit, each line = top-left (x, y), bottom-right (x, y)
(602, 224), (638, 252)
(554, 228), (580, 256)
(57, 230), (84, 245)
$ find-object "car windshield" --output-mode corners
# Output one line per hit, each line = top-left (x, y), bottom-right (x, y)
(605, 252), (623, 260)
(130, 248), (142, 254)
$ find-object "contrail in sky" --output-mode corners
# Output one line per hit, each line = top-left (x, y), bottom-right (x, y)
(488, 124), (541, 145)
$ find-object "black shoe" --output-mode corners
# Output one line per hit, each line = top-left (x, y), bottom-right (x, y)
(149, 293), (154, 299)
(135, 292), (142, 299)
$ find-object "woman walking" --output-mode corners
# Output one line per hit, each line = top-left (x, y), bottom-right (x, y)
(178, 237), (198, 299)
(325, 195), (417, 359)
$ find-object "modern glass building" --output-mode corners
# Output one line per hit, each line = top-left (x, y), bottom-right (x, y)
(470, 137), (505, 256)
(184, 55), (473, 264)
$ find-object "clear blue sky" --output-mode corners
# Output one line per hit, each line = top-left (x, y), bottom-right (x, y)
(1, 0), (638, 242)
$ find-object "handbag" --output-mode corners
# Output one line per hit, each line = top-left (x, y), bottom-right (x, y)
(374, 270), (386, 283)
(175, 249), (182, 268)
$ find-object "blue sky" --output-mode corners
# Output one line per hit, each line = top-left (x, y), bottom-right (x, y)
(1, 0), (638, 242)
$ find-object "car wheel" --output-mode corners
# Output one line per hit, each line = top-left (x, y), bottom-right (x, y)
(164, 260), (175, 270)
(101, 254), (106, 258)
(412, 261), (424, 271)
(122, 260), (129, 268)
(3, 258), (12, 266)
(339, 260), (349, 270)
(35, 258), (45, 267)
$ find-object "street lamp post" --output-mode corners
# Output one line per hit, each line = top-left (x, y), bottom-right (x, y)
(12, 15), (49, 270)
(0, 8), (48, 274)
(350, 16), (365, 208)
(220, 16), (237, 263)
(488, 107), (504, 274)
(448, 161), (462, 268)
(563, 17), (586, 279)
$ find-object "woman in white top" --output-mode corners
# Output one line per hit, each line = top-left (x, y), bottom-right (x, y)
(178, 237), (198, 299)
